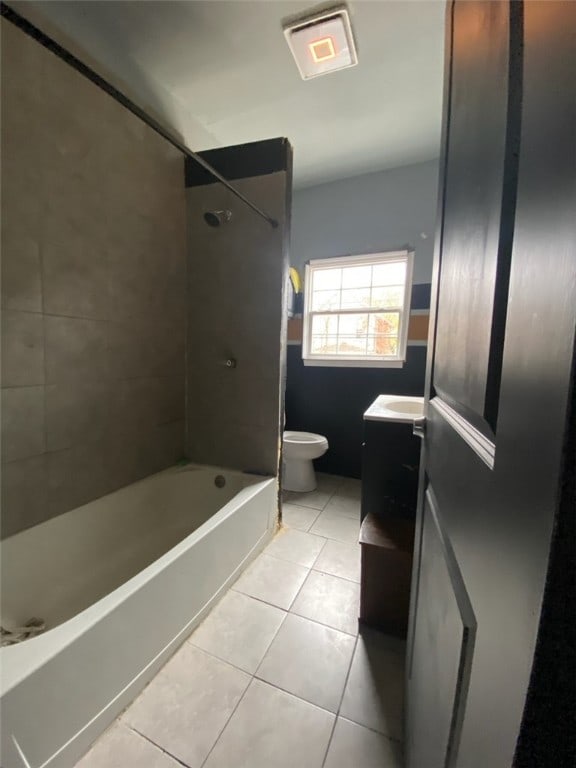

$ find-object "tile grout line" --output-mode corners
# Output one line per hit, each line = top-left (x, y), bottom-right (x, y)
(197, 667), (255, 768)
(250, 672), (344, 718)
(319, 616), (406, 765)
(229, 584), (359, 637)
(189, 600), (290, 677)
(126, 724), (192, 768)
(321, 633), (361, 768)
(268, 530), (329, 568)
(310, 565), (360, 586)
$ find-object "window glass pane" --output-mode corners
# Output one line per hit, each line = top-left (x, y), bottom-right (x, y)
(338, 313), (369, 336)
(372, 261), (406, 286)
(311, 336), (338, 354)
(311, 315), (338, 336)
(341, 265), (371, 289)
(367, 336), (399, 356)
(341, 288), (370, 309)
(368, 312), (399, 336)
(312, 289), (340, 311)
(313, 268), (341, 291)
(337, 337), (367, 355)
(304, 255), (410, 363)
(371, 286), (404, 309)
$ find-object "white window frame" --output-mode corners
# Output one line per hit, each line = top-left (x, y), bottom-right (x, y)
(302, 250), (414, 368)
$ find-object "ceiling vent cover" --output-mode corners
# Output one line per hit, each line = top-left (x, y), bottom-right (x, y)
(283, 4), (358, 80)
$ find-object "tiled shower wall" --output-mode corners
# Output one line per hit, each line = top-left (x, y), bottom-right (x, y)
(186, 172), (289, 476)
(0, 20), (187, 538)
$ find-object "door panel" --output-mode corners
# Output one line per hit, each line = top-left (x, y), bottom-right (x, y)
(407, 2), (576, 767)
(408, 490), (476, 768)
(433, 0), (517, 438)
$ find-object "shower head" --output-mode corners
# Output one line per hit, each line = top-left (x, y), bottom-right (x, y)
(204, 210), (232, 228)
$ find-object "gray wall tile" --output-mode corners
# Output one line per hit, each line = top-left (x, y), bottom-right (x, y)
(45, 315), (109, 383)
(139, 420), (186, 477)
(1, 18), (285, 540)
(105, 420), (185, 490)
(186, 172), (288, 476)
(1, 455), (49, 538)
(1, 386), (46, 462)
(47, 438), (113, 518)
(107, 319), (151, 379)
(1, 309), (45, 387)
(45, 380), (113, 452)
(1, 19), (187, 538)
(112, 376), (185, 436)
(1, 234), (42, 312)
(188, 418), (278, 477)
(42, 231), (109, 319)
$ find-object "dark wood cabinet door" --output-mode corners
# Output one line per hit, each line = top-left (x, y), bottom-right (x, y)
(406, 2), (576, 767)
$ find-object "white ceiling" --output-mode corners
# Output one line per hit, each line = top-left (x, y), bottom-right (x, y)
(21, 0), (445, 188)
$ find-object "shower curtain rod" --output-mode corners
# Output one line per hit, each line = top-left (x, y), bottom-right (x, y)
(184, 150), (279, 229)
(0, 2), (279, 230)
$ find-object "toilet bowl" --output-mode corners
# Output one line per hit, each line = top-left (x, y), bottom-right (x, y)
(282, 431), (329, 492)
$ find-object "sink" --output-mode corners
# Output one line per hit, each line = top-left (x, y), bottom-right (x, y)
(363, 394), (425, 423)
(385, 401), (424, 416)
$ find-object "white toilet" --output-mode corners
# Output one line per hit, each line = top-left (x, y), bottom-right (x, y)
(282, 431), (329, 492)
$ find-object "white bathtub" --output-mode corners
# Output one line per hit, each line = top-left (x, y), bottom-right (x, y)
(0, 464), (278, 768)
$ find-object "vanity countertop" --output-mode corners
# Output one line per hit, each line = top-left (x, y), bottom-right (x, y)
(363, 394), (425, 424)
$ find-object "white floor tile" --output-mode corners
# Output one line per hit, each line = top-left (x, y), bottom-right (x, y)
(283, 488), (331, 510)
(309, 510), (360, 545)
(76, 724), (181, 768)
(291, 570), (360, 636)
(203, 679), (334, 768)
(282, 502), (321, 532)
(256, 613), (355, 712)
(324, 494), (362, 520)
(324, 718), (403, 768)
(189, 590), (286, 673)
(265, 528), (326, 567)
(338, 478), (362, 499)
(233, 553), (309, 609)
(340, 629), (406, 741)
(315, 473), (346, 494)
(122, 644), (250, 768)
(313, 539), (361, 583)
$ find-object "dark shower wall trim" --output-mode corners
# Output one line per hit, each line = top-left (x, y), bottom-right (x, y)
(185, 138), (291, 187)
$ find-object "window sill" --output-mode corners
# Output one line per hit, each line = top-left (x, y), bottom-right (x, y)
(303, 358), (405, 369)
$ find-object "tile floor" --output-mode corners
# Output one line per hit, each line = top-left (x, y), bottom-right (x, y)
(77, 475), (405, 768)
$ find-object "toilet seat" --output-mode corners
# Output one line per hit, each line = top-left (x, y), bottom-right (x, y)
(283, 431), (326, 445)
(282, 431), (329, 467)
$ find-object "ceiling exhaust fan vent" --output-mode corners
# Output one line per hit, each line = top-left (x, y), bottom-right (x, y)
(283, 5), (358, 81)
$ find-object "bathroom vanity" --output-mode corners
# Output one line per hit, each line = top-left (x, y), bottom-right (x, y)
(361, 394), (424, 522)
(359, 394), (424, 636)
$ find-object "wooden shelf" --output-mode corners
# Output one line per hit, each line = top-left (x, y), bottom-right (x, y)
(359, 513), (415, 638)
(359, 515), (415, 552)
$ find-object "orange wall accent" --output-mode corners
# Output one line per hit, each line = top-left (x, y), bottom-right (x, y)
(288, 316), (303, 341)
(407, 314), (429, 341)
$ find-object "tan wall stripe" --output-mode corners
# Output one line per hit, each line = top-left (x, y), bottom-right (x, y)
(287, 313), (429, 345)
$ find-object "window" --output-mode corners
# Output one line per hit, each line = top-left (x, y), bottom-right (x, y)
(302, 250), (413, 367)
